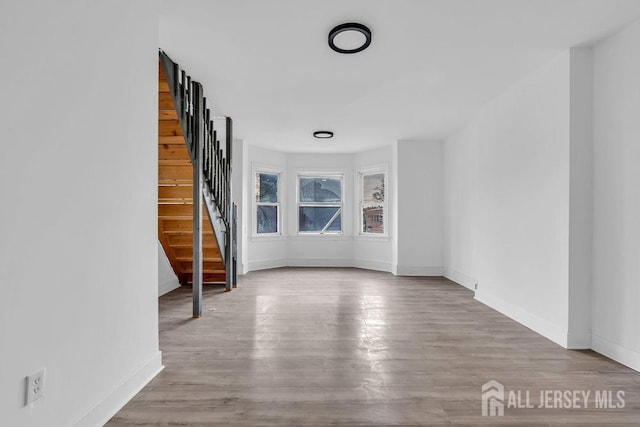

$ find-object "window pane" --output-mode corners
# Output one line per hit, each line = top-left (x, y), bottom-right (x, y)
(363, 173), (384, 203)
(362, 173), (384, 234)
(299, 207), (341, 232)
(363, 206), (384, 234)
(299, 177), (341, 202)
(256, 173), (278, 202)
(257, 205), (278, 233)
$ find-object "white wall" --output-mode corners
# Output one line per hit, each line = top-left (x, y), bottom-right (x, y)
(0, 1), (161, 426)
(567, 48), (594, 349)
(232, 139), (245, 273)
(158, 243), (180, 296)
(394, 141), (444, 275)
(444, 52), (574, 347)
(444, 48), (605, 351)
(474, 52), (572, 348)
(443, 124), (478, 290)
(591, 19), (640, 371)
(444, 32), (640, 366)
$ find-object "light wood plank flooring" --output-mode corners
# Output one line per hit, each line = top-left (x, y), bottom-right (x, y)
(107, 268), (640, 426)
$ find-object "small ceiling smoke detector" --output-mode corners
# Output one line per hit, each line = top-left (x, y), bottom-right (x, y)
(328, 23), (371, 54)
(313, 131), (334, 139)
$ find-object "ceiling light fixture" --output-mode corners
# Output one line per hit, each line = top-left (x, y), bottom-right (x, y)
(313, 131), (334, 139)
(328, 22), (371, 54)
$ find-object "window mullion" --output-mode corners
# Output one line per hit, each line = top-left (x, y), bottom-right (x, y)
(320, 207), (342, 234)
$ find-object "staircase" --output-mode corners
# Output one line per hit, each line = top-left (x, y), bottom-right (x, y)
(157, 51), (237, 316)
(158, 62), (225, 284)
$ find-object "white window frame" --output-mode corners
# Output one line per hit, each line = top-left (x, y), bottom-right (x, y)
(253, 165), (283, 237)
(297, 173), (344, 235)
(357, 164), (388, 238)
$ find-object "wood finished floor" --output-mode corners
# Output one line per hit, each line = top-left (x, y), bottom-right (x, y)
(107, 268), (640, 426)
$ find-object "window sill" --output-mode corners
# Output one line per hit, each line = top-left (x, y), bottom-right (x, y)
(250, 234), (287, 241)
(353, 234), (390, 241)
(291, 234), (349, 241)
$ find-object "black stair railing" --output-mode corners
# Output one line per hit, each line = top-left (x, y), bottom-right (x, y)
(159, 50), (237, 316)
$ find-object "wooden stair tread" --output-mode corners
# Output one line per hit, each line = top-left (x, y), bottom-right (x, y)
(176, 257), (224, 264)
(182, 270), (226, 275)
(179, 260), (223, 268)
(161, 220), (215, 233)
(169, 234), (216, 247)
(184, 273), (227, 283)
(173, 246), (219, 258)
(158, 119), (184, 137)
(159, 204), (212, 218)
(159, 165), (194, 182)
(159, 136), (186, 144)
(159, 160), (193, 167)
(159, 144), (190, 161)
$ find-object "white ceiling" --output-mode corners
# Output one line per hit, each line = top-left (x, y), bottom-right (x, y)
(159, 0), (640, 153)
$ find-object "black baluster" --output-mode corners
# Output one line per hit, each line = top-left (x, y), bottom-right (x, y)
(209, 120), (214, 189)
(213, 130), (218, 203)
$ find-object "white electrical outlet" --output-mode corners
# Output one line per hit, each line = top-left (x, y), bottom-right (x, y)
(25, 368), (46, 406)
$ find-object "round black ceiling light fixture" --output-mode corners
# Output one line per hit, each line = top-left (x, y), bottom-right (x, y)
(328, 22), (371, 54)
(313, 130), (334, 139)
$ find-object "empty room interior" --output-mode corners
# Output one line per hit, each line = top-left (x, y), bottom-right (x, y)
(2, 0), (640, 425)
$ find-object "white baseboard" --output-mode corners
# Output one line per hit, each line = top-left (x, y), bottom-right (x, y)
(287, 258), (353, 268)
(352, 259), (393, 273)
(239, 263), (249, 275)
(245, 259), (441, 277)
(74, 351), (163, 427)
(394, 265), (444, 276)
(475, 289), (568, 348)
(566, 332), (591, 350)
(592, 333), (640, 372)
(246, 258), (393, 273)
(246, 259), (288, 271)
(444, 268), (477, 290)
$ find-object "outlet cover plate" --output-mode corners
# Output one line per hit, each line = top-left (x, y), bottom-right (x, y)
(25, 368), (46, 406)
